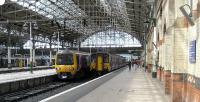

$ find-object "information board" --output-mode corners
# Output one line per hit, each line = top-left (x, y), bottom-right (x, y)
(189, 40), (196, 63)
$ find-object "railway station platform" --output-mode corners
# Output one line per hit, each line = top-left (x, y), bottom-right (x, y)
(77, 67), (170, 102)
(0, 69), (56, 84)
(0, 66), (52, 74)
(0, 69), (56, 95)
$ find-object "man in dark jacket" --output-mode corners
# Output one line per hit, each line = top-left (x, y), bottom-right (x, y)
(128, 61), (131, 71)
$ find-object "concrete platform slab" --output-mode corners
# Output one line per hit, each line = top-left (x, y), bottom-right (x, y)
(0, 69), (56, 84)
(0, 66), (52, 74)
(77, 68), (170, 102)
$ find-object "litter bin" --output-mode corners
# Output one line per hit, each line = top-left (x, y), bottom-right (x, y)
(152, 72), (157, 78)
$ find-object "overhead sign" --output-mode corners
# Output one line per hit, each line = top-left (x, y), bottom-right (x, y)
(189, 40), (196, 63)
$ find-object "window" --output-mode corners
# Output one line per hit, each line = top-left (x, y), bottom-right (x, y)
(163, 23), (166, 35)
(91, 54), (97, 63)
(56, 54), (73, 65)
(103, 54), (109, 63)
(81, 30), (141, 47)
(160, 7), (162, 17)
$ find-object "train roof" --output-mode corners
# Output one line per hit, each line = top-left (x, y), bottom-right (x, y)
(93, 51), (109, 54)
(58, 50), (90, 55)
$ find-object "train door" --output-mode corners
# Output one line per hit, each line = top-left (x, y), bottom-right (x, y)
(97, 53), (103, 72)
(80, 55), (89, 72)
(90, 54), (96, 71)
(76, 54), (80, 71)
(0, 57), (3, 68)
(103, 53), (110, 71)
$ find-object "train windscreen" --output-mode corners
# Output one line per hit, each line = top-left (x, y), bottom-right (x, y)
(103, 54), (109, 63)
(56, 54), (73, 65)
(91, 54), (97, 63)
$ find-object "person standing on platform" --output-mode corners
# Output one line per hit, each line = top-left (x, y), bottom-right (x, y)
(145, 66), (147, 72)
(131, 60), (135, 68)
(128, 61), (131, 71)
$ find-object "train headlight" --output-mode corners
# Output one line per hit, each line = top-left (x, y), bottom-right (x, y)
(56, 68), (61, 70)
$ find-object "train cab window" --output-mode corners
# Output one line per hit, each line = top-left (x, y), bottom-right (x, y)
(91, 54), (97, 63)
(56, 54), (73, 65)
(103, 54), (109, 63)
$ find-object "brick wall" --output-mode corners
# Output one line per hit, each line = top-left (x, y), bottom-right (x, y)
(152, 0), (200, 102)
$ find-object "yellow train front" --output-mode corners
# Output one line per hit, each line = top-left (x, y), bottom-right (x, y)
(90, 52), (111, 74)
(90, 52), (126, 74)
(55, 51), (90, 79)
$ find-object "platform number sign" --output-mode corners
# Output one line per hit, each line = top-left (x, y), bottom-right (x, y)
(189, 40), (196, 63)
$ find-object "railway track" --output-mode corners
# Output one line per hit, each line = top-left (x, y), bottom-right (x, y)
(0, 81), (67, 102)
(0, 66), (126, 102)
(0, 76), (97, 102)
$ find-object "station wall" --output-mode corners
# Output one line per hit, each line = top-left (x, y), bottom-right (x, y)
(147, 0), (200, 102)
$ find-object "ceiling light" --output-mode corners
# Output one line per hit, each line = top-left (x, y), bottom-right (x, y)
(179, 4), (194, 26)
(10, 0), (18, 2)
(0, 0), (5, 5)
(23, 22), (28, 30)
(33, 22), (38, 29)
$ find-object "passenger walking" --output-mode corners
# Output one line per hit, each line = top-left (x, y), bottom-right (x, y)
(134, 60), (138, 71)
(145, 66), (147, 72)
(131, 60), (134, 68)
(135, 62), (137, 71)
(128, 61), (131, 71)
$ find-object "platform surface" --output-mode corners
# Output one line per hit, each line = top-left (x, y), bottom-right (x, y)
(0, 66), (51, 71)
(77, 68), (170, 102)
(0, 69), (56, 84)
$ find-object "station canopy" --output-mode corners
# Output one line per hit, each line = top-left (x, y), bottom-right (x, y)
(0, 0), (154, 47)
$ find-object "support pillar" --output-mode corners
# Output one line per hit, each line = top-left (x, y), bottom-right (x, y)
(152, 27), (157, 78)
(171, 0), (188, 101)
(29, 22), (33, 73)
(33, 36), (36, 67)
(57, 31), (60, 52)
(49, 36), (52, 66)
(70, 42), (74, 48)
(164, 70), (171, 94)
(7, 24), (12, 69)
(7, 47), (11, 68)
(78, 40), (80, 52)
(61, 41), (64, 49)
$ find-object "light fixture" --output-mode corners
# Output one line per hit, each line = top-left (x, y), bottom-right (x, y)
(144, 18), (156, 26)
(144, 20), (150, 24)
(33, 22), (38, 29)
(10, 0), (18, 2)
(179, 4), (194, 26)
(60, 34), (64, 37)
(23, 22), (28, 30)
(0, 0), (5, 5)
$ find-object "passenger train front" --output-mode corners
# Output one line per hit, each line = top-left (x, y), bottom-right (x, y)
(55, 50), (90, 79)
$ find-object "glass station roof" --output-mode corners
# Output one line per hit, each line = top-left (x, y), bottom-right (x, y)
(17, 0), (86, 33)
(0, 0), (154, 47)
